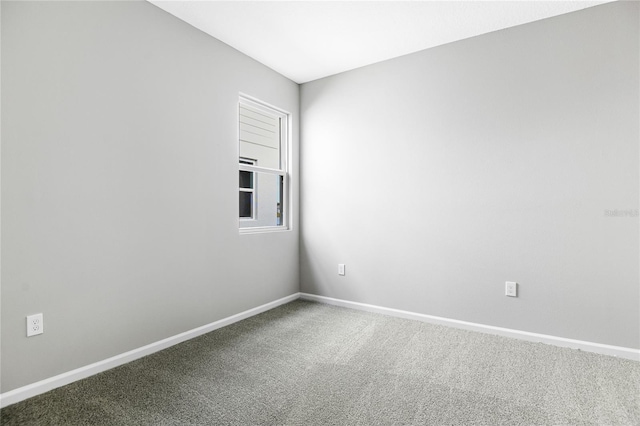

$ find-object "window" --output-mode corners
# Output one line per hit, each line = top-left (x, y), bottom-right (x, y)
(239, 158), (256, 219)
(238, 96), (289, 232)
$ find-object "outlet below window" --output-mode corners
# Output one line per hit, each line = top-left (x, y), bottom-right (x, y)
(27, 313), (44, 337)
(338, 264), (345, 276)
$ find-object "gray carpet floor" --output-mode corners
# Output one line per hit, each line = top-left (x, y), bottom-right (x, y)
(1, 300), (639, 425)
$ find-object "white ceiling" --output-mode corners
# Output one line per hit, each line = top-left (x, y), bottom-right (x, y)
(149, 0), (613, 84)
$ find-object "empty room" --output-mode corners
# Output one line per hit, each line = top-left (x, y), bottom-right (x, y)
(1, 0), (638, 424)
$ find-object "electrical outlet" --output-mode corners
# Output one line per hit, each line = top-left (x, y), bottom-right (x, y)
(26, 313), (44, 337)
(505, 282), (518, 297)
(338, 264), (345, 276)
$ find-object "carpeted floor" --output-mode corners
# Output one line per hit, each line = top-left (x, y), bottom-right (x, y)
(1, 300), (639, 425)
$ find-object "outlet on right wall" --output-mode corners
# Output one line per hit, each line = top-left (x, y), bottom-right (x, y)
(300, 1), (639, 349)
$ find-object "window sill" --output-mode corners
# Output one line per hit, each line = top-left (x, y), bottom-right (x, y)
(239, 226), (290, 235)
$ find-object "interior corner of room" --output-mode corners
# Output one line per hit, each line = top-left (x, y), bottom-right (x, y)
(0, 0), (638, 415)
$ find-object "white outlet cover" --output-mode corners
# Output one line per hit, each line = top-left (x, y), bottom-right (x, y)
(27, 313), (44, 337)
(338, 264), (345, 276)
(505, 281), (518, 297)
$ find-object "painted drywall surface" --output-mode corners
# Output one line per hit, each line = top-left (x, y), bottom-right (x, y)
(1, 1), (299, 393)
(300, 2), (639, 349)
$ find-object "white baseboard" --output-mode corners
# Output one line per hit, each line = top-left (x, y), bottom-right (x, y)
(3, 291), (637, 408)
(299, 293), (640, 362)
(0, 293), (300, 409)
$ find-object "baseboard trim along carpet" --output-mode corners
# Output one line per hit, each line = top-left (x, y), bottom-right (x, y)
(298, 293), (640, 362)
(0, 293), (300, 408)
(3, 291), (638, 408)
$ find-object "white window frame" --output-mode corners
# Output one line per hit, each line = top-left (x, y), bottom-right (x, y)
(238, 95), (290, 234)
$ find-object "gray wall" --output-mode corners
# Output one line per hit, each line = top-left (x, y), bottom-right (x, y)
(300, 1), (639, 349)
(1, 1), (299, 393)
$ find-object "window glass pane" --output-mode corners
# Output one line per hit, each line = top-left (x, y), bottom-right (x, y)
(239, 191), (252, 218)
(240, 172), (284, 228)
(239, 170), (253, 189)
(240, 105), (280, 169)
(277, 175), (283, 226)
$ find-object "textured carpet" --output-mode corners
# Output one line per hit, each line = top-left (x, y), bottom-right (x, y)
(1, 300), (639, 425)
